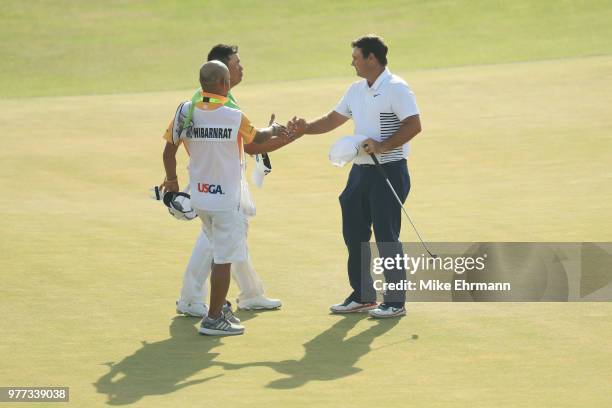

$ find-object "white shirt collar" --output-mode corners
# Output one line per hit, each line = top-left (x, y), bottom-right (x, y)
(368, 67), (391, 91)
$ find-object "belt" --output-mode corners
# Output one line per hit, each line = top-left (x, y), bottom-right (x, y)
(355, 158), (406, 167)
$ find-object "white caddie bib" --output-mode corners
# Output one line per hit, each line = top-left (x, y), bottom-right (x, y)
(173, 103), (244, 211)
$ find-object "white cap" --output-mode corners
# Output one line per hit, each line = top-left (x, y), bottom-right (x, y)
(329, 134), (368, 167)
(164, 191), (198, 221)
(150, 185), (197, 221)
(251, 154), (272, 188)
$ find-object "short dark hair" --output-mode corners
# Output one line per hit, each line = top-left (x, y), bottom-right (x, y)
(207, 44), (238, 66)
(351, 35), (388, 66)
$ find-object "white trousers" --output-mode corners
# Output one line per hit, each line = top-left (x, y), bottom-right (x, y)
(179, 215), (265, 304)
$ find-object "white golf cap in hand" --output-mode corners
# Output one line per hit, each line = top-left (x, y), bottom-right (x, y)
(329, 134), (368, 167)
(251, 153), (272, 188)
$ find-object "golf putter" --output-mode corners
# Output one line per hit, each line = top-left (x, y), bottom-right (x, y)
(366, 149), (437, 258)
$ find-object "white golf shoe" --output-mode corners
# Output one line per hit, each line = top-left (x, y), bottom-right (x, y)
(330, 299), (377, 314)
(176, 300), (208, 317)
(368, 304), (406, 319)
(237, 295), (282, 310)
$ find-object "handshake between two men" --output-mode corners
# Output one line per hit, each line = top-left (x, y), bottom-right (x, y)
(279, 114), (386, 155)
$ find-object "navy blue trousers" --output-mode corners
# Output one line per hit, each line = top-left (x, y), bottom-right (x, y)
(339, 159), (410, 308)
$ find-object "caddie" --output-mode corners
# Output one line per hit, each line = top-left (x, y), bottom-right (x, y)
(172, 44), (301, 317)
(162, 60), (286, 336)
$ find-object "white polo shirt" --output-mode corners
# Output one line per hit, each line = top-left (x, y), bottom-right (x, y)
(334, 67), (419, 164)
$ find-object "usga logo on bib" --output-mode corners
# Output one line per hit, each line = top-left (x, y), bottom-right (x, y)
(197, 183), (224, 194)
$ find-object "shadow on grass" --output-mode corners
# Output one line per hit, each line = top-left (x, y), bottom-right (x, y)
(214, 314), (400, 389)
(93, 316), (223, 405)
(94, 312), (400, 404)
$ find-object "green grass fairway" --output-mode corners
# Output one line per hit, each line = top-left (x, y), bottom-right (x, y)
(1, 54), (611, 407)
(2, 0), (612, 97)
(2, 1), (612, 406)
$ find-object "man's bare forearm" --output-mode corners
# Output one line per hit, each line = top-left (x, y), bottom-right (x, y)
(163, 142), (179, 180)
(245, 136), (293, 154)
(253, 126), (275, 144)
(253, 122), (289, 144)
(305, 111), (348, 134)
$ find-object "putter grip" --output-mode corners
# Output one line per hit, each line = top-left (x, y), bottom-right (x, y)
(369, 153), (380, 165)
(369, 153), (388, 178)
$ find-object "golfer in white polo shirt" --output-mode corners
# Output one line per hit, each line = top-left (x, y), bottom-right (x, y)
(289, 34), (422, 318)
(162, 61), (286, 335)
